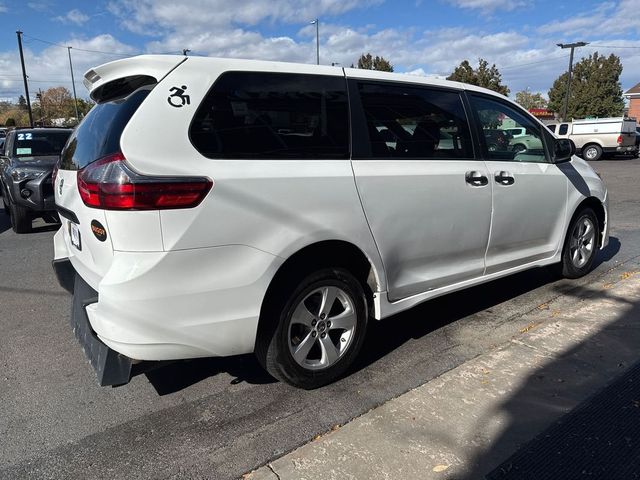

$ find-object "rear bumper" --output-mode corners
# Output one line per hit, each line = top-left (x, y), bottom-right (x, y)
(55, 262), (133, 386)
(53, 235), (282, 366)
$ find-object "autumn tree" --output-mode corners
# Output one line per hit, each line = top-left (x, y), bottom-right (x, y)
(356, 53), (394, 72)
(447, 58), (510, 96)
(515, 90), (548, 110)
(548, 52), (624, 120)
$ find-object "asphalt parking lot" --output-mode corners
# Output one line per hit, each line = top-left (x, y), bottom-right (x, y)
(1, 158), (639, 480)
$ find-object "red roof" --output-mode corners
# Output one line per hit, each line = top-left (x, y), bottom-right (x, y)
(625, 82), (640, 95)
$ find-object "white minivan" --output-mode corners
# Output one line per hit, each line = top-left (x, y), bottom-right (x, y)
(53, 55), (609, 388)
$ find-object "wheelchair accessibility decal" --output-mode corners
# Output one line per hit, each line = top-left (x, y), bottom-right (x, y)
(168, 85), (190, 108)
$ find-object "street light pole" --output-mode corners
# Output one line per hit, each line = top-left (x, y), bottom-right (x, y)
(557, 41), (588, 121)
(16, 30), (34, 128)
(67, 47), (80, 122)
(310, 19), (319, 65)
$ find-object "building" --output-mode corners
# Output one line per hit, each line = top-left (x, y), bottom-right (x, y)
(624, 82), (640, 125)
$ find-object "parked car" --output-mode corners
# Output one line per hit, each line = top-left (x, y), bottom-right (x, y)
(509, 133), (543, 152)
(547, 117), (637, 161)
(0, 128), (72, 232)
(53, 56), (609, 389)
(506, 127), (526, 138)
(483, 129), (512, 151)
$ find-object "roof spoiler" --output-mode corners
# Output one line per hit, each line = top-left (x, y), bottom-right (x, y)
(83, 55), (187, 102)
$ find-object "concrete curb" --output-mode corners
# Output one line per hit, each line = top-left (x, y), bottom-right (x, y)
(247, 268), (640, 480)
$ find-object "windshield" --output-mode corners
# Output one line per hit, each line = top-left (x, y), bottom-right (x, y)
(13, 131), (71, 159)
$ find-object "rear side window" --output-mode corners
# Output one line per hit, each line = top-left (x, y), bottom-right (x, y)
(190, 72), (349, 159)
(558, 124), (569, 135)
(14, 130), (71, 158)
(60, 88), (150, 170)
(356, 82), (474, 159)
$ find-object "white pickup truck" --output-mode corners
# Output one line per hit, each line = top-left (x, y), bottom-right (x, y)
(547, 117), (638, 161)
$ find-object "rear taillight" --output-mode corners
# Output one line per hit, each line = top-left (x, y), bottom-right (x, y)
(617, 134), (622, 145)
(77, 152), (213, 210)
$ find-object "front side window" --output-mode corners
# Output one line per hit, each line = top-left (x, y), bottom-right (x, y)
(547, 124), (556, 133)
(470, 95), (548, 163)
(357, 82), (474, 159)
(190, 72), (349, 159)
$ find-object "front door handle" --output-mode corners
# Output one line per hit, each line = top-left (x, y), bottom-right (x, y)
(465, 171), (488, 187)
(494, 171), (515, 185)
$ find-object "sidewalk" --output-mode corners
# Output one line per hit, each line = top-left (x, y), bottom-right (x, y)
(247, 267), (640, 480)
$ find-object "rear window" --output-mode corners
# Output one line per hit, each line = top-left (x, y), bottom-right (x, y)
(60, 88), (149, 170)
(190, 72), (350, 159)
(13, 130), (71, 158)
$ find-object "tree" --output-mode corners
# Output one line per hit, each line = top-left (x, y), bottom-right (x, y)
(5, 117), (16, 127)
(515, 90), (548, 110)
(447, 58), (510, 96)
(356, 53), (394, 72)
(18, 95), (27, 109)
(548, 52), (624, 120)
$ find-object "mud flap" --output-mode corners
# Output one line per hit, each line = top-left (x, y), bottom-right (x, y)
(71, 273), (132, 386)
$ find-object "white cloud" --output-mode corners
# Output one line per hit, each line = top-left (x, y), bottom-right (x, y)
(0, 2), (7, 13)
(2, 0), (640, 103)
(446, 0), (531, 13)
(0, 35), (138, 100)
(56, 9), (90, 26)
(538, 0), (640, 37)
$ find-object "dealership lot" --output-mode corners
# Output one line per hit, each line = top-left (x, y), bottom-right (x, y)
(2, 158), (640, 479)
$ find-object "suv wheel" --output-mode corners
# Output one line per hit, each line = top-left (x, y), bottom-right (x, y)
(583, 144), (602, 161)
(256, 268), (368, 389)
(9, 201), (32, 233)
(559, 208), (599, 278)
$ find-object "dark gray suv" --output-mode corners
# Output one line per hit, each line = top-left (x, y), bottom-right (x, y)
(0, 128), (72, 233)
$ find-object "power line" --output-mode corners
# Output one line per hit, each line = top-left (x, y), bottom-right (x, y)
(585, 44), (640, 49)
(22, 33), (134, 57)
(499, 53), (570, 70)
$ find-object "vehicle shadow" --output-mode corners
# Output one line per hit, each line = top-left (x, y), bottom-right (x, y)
(139, 237), (621, 396)
(0, 211), (10, 234)
(139, 354), (276, 396)
(457, 281), (640, 479)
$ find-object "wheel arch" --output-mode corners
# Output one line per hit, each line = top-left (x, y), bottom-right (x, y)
(256, 240), (382, 349)
(567, 197), (606, 248)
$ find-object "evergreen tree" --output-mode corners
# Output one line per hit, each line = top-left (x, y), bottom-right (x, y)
(515, 90), (548, 110)
(447, 58), (510, 96)
(357, 53), (394, 72)
(548, 52), (624, 120)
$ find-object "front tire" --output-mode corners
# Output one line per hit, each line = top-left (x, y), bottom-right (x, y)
(559, 208), (599, 278)
(256, 268), (368, 389)
(9, 201), (32, 233)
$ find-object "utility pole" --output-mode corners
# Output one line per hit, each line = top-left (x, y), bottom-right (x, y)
(67, 47), (80, 122)
(310, 19), (319, 65)
(557, 41), (588, 121)
(16, 30), (34, 127)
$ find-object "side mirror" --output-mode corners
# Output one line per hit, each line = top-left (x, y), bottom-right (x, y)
(553, 138), (575, 163)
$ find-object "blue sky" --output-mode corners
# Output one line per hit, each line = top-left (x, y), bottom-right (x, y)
(1, 0), (640, 102)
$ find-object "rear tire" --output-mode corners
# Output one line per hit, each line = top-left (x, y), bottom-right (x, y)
(583, 144), (602, 161)
(9, 201), (32, 233)
(256, 268), (368, 389)
(559, 207), (599, 279)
